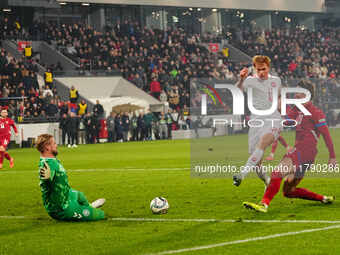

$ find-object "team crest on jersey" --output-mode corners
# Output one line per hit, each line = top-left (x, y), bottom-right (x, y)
(271, 82), (276, 87)
(83, 209), (90, 217)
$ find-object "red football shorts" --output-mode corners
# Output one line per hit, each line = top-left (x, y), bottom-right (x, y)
(0, 135), (11, 149)
(284, 147), (317, 178)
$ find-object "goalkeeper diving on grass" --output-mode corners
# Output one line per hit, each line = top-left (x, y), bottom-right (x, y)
(36, 134), (106, 221)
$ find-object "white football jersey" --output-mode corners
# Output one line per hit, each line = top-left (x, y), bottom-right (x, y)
(243, 74), (281, 115)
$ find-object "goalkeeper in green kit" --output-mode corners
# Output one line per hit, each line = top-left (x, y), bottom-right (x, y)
(36, 134), (106, 221)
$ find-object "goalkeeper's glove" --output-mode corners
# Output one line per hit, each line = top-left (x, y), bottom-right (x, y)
(40, 161), (51, 180)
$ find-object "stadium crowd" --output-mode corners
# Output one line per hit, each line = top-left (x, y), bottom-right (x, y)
(1, 15), (340, 144)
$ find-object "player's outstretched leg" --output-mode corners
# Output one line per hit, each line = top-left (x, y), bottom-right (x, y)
(243, 201), (268, 213)
(75, 189), (106, 208)
(59, 189), (106, 221)
(0, 152), (4, 169)
(91, 198), (106, 208)
(234, 133), (275, 187)
(233, 147), (264, 186)
(283, 179), (335, 204)
(243, 157), (291, 213)
(3, 152), (14, 168)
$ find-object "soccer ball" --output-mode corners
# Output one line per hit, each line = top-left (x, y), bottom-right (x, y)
(150, 197), (169, 214)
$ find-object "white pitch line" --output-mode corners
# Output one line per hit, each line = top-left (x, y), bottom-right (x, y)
(2, 216), (340, 224)
(145, 224), (340, 255)
(0, 216), (28, 219)
(109, 217), (340, 224)
(0, 167), (190, 174)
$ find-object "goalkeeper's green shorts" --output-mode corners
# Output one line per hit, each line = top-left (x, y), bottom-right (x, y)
(49, 189), (105, 221)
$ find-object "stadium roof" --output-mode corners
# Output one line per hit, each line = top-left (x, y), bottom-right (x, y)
(56, 0), (325, 12)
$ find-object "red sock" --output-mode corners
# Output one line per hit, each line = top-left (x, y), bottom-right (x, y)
(271, 140), (278, 154)
(0, 152), (4, 164)
(284, 186), (324, 201)
(278, 136), (288, 148)
(261, 171), (282, 205)
(4, 152), (11, 161)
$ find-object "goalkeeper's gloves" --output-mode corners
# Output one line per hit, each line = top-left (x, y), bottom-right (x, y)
(40, 161), (51, 180)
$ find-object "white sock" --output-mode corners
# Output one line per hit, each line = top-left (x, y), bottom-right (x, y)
(256, 165), (270, 185)
(240, 148), (264, 179)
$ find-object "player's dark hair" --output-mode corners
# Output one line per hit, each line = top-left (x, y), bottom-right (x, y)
(36, 134), (53, 153)
(297, 80), (315, 100)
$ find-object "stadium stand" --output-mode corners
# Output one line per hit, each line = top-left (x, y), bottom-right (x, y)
(1, 7), (340, 143)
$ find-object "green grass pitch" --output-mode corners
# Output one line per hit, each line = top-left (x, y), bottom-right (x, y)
(0, 129), (340, 255)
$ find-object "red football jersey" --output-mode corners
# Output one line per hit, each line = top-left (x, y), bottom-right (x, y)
(286, 102), (335, 158)
(0, 117), (18, 137)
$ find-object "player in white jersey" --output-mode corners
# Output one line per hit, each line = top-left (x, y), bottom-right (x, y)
(233, 55), (282, 187)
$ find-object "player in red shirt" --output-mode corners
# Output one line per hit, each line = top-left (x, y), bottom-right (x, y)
(243, 80), (337, 212)
(0, 109), (18, 169)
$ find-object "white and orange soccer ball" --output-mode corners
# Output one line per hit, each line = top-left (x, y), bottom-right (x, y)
(150, 197), (169, 214)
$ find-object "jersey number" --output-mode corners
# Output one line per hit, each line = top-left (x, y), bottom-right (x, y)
(73, 212), (83, 219)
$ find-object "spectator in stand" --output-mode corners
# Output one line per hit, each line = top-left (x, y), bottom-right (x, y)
(46, 99), (59, 118)
(59, 113), (68, 146)
(121, 112), (130, 142)
(44, 68), (53, 88)
(78, 116), (86, 145)
(144, 111), (153, 140)
(132, 73), (144, 90)
(106, 111), (116, 142)
(137, 112), (146, 141)
(67, 112), (80, 148)
(93, 99), (104, 119)
(159, 112), (168, 139)
(92, 114), (101, 144)
(130, 112), (138, 141)
(77, 99), (87, 118)
(115, 113), (123, 142)
(24, 44), (33, 60)
(159, 89), (168, 103)
(59, 101), (68, 116)
(84, 112), (92, 144)
(69, 86), (79, 104)
(150, 77), (161, 99)
(166, 109), (173, 139)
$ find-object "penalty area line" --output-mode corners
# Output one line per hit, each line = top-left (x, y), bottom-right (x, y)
(145, 224), (340, 255)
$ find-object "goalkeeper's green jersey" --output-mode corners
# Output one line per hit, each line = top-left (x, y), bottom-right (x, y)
(39, 157), (71, 214)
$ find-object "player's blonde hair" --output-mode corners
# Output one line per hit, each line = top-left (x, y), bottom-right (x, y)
(36, 134), (53, 153)
(252, 55), (271, 67)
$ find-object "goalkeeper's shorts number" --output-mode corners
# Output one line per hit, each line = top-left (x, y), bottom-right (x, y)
(73, 212), (83, 219)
